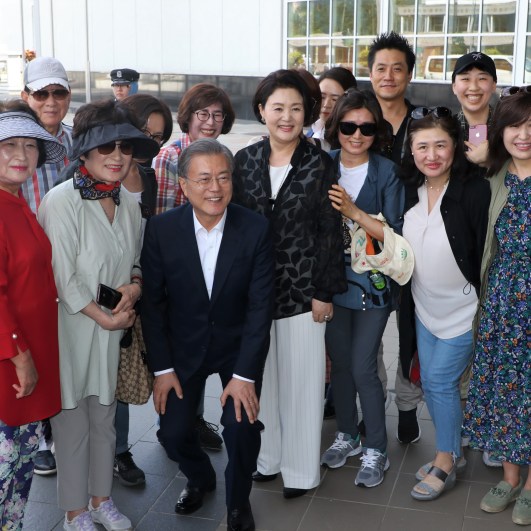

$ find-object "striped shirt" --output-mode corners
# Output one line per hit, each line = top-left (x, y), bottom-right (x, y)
(20, 123), (73, 214)
(152, 133), (191, 214)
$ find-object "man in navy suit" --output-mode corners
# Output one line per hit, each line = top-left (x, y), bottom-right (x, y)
(141, 139), (274, 531)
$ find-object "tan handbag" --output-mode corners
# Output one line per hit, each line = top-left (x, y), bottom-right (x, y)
(116, 316), (154, 405)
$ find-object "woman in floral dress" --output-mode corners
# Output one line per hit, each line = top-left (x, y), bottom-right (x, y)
(463, 88), (531, 526)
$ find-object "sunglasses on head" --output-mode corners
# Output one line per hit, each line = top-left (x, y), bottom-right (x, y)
(411, 107), (452, 120)
(96, 141), (134, 156)
(28, 88), (70, 102)
(500, 85), (531, 99)
(339, 122), (377, 137)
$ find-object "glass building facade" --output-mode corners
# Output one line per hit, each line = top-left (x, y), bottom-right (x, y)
(285, 0), (531, 85)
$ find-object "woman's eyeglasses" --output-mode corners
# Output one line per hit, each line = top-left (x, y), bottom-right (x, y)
(142, 129), (164, 145)
(339, 122), (377, 137)
(194, 110), (226, 123)
(96, 141), (134, 156)
(28, 88), (70, 102)
(411, 107), (452, 120)
(500, 85), (531, 98)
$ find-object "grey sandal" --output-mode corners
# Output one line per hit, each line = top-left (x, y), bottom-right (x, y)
(411, 465), (457, 501)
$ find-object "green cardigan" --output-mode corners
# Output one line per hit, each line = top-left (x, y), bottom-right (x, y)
(473, 159), (511, 336)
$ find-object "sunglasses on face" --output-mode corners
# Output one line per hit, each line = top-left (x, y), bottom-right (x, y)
(28, 88), (70, 102)
(411, 107), (452, 120)
(96, 141), (134, 156)
(500, 85), (531, 98)
(339, 122), (377, 137)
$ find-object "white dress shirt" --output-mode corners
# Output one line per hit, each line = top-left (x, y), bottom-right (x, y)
(155, 209), (252, 381)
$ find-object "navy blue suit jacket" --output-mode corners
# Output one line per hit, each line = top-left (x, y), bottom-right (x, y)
(140, 202), (275, 385)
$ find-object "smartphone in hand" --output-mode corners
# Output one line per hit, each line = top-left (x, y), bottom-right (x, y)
(96, 284), (122, 310)
(468, 124), (487, 146)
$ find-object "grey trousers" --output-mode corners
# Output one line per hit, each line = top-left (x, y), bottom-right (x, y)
(326, 305), (391, 452)
(51, 396), (117, 511)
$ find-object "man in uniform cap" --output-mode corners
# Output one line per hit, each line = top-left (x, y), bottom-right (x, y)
(110, 68), (140, 101)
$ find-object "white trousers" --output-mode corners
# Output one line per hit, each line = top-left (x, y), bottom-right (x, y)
(257, 312), (325, 489)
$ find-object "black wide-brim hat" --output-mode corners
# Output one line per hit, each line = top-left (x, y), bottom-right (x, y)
(69, 122), (160, 161)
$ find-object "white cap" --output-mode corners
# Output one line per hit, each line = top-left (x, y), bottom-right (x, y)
(24, 57), (70, 91)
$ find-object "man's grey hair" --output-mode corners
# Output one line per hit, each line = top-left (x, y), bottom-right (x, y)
(177, 138), (234, 178)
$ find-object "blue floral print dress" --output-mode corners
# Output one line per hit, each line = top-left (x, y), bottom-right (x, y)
(463, 172), (530, 465)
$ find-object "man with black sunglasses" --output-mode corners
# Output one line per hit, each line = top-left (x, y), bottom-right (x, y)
(19, 56), (73, 479)
(20, 56), (72, 214)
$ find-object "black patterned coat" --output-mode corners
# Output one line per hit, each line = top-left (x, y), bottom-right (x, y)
(232, 137), (347, 320)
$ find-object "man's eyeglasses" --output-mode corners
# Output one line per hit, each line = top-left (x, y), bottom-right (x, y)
(142, 129), (164, 145)
(28, 88), (70, 102)
(96, 141), (134, 156)
(186, 175), (232, 188)
(500, 85), (531, 99)
(411, 107), (452, 120)
(194, 110), (226, 123)
(339, 122), (377, 137)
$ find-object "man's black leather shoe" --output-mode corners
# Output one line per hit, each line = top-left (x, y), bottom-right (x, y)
(174, 483), (216, 514)
(251, 471), (278, 482)
(227, 502), (255, 531)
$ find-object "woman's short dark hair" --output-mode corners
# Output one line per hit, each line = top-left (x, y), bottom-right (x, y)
(401, 113), (469, 187)
(324, 89), (391, 152)
(487, 91), (531, 176)
(0, 99), (46, 166)
(292, 68), (321, 123)
(252, 69), (318, 127)
(318, 67), (357, 91)
(73, 99), (142, 138)
(121, 94), (173, 144)
(177, 83), (235, 135)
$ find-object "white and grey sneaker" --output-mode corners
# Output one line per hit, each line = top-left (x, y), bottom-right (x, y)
(63, 511), (96, 531)
(483, 451), (503, 468)
(89, 498), (132, 531)
(320, 432), (362, 469)
(354, 448), (390, 488)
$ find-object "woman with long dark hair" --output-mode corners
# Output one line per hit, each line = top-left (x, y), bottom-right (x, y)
(463, 89), (530, 526)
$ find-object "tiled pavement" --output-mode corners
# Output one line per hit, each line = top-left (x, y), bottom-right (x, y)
(22, 125), (525, 530)
(24, 313), (524, 531)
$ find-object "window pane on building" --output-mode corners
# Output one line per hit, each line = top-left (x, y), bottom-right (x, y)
(309, 40), (330, 75)
(287, 39), (307, 69)
(332, 0), (354, 36)
(355, 38), (373, 78)
(481, 34), (515, 85)
(418, 0), (446, 33)
(356, 0), (379, 36)
(331, 38), (353, 71)
(390, 0), (415, 34)
(448, 0), (479, 33)
(287, 1), (308, 38)
(526, 37), (531, 83)
(309, 0), (330, 37)
(416, 36), (446, 80)
(482, 1), (516, 33)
